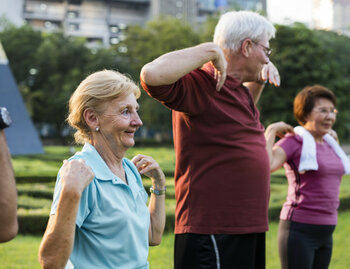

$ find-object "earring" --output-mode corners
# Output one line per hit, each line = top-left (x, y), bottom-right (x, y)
(95, 127), (100, 132)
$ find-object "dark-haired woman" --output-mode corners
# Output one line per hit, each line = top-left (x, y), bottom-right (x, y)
(265, 85), (350, 269)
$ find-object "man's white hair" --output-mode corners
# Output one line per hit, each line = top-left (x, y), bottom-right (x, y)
(213, 10), (276, 52)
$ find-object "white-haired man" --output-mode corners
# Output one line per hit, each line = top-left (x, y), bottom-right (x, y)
(141, 11), (280, 268)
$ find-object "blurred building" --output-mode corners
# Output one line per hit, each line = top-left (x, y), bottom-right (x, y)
(268, 0), (350, 36)
(21, 0), (151, 47)
(0, 0), (266, 46)
(315, 0), (350, 35)
(198, 0), (266, 22)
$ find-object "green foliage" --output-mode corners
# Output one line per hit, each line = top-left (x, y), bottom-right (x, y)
(199, 14), (219, 42)
(18, 215), (49, 235)
(12, 146), (350, 238)
(260, 23), (350, 139)
(2, 17), (350, 140)
(120, 16), (200, 74)
(118, 16), (201, 133)
(0, 24), (43, 84)
(0, 27), (127, 139)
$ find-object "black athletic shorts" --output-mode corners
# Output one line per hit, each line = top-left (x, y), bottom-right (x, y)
(174, 233), (266, 269)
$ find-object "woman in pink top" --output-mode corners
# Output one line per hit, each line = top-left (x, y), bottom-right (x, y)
(265, 85), (346, 269)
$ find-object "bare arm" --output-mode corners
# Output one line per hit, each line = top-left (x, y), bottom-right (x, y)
(0, 130), (18, 242)
(141, 42), (227, 91)
(132, 155), (166, 246)
(38, 159), (94, 268)
(264, 122), (293, 172)
(244, 61), (281, 104)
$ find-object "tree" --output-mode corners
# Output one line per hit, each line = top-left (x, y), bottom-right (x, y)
(1, 25), (125, 141)
(118, 17), (201, 135)
(198, 14), (219, 43)
(0, 24), (43, 115)
(32, 33), (129, 139)
(259, 23), (350, 140)
(2, 18), (350, 141)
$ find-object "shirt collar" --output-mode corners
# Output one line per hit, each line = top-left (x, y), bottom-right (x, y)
(77, 143), (121, 182)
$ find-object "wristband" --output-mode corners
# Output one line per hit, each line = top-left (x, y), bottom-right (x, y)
(0, 107), (12, 130)
(150, 186), (166, 196)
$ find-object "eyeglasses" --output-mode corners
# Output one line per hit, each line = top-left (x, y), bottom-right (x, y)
(251, 40), (272, 57)
(313, 107), (338, 116)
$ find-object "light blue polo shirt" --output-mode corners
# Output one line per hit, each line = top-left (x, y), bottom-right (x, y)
(50, 143), (150, 269)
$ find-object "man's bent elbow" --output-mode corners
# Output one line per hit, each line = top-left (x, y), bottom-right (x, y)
(140, 65), (154, 85)
(149, 237), (162, 246)
(0, 220), (18, 243)
(140, 64), (166, 86)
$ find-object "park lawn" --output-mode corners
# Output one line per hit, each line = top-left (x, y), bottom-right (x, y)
(7, 146), (350, 268)
(1, 211), (350, 269)
(12, 146), (176, 177)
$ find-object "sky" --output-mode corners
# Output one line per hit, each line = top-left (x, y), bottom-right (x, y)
(267, 0), (313, 25)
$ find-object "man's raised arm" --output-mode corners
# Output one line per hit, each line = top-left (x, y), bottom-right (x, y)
(141, 42), (227, 91)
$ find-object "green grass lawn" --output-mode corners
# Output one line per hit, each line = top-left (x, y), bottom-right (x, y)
(1, 211), (350, 268)
(12, 146), (176, 177)
(6, 146), (350, 268)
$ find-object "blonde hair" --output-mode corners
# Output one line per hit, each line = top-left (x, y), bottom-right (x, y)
(67, 70), (141, 144)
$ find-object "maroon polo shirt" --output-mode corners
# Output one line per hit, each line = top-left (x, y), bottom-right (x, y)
(141, 63), (270, 234)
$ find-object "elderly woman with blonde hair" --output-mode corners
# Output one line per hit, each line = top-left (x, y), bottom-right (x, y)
(38, 70), (166, 269)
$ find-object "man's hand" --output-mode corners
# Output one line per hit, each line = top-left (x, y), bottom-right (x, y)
(210, 46), (227, 91)
(260, 61), (280, 87)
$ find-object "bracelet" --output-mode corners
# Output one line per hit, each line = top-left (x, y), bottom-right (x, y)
(150, 186), (166, 196)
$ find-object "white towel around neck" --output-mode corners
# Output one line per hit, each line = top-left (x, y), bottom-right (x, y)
(294, 126), (350, 175)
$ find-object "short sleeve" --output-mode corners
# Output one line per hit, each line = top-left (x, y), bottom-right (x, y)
(140, 69), (215, 115)
(50, 172), (62, 215)
(75, 186), (91, 228)
(275, 134), (302, 161)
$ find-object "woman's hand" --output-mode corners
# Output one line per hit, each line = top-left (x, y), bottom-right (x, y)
(60, 159), (95, 194)
(328, 129), (339, 143)
(132, 154), (166, 246)
(265, 122), (291, 172)
(266, 121), (294, 138)
(132, 155), (166, 246)
(131, 154), (166, 187)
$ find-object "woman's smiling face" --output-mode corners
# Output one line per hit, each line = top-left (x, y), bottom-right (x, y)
(97, 93), (143, 151)
(304, 98), (337, 140)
